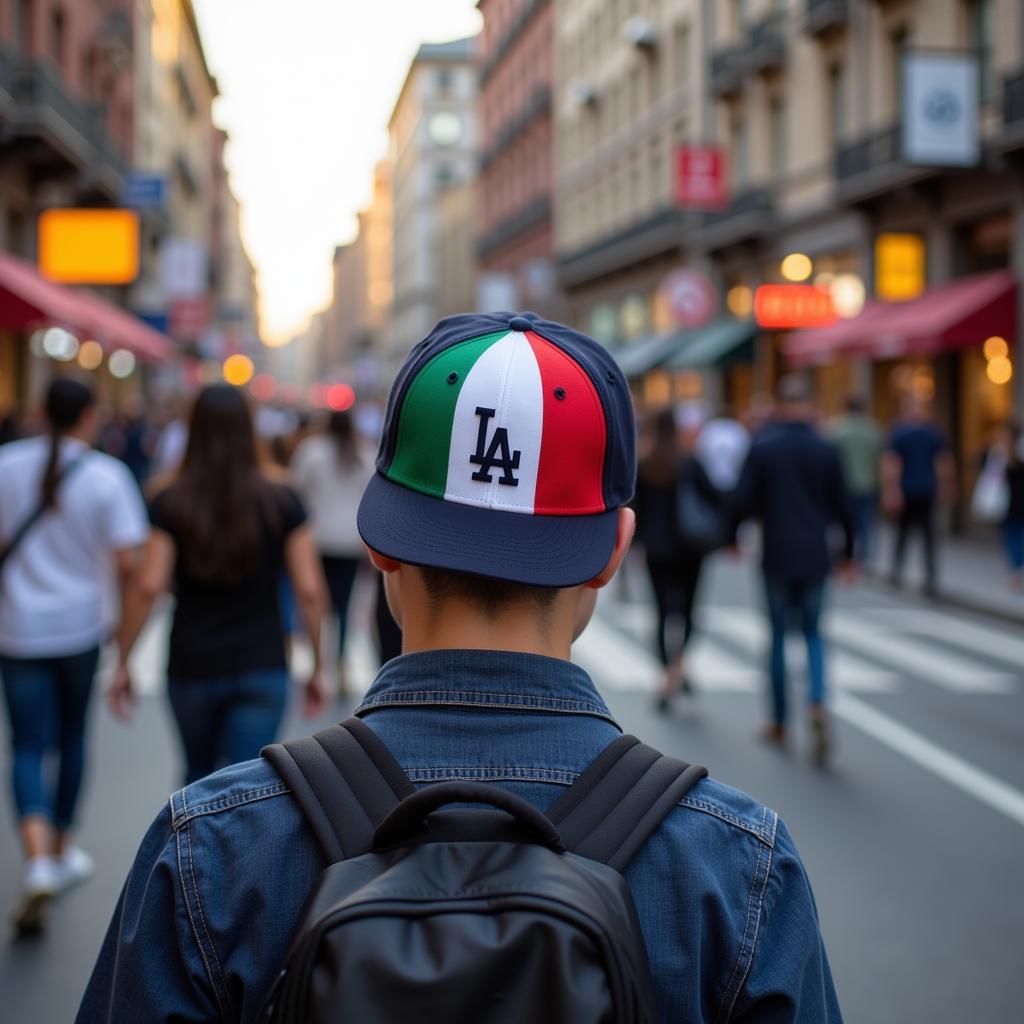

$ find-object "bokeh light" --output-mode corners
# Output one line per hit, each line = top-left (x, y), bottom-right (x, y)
(77, 340), (104, 370)
(108, 349), (136, 379)
(223, 353), (255, 387)
(249, 373), (277, 401)
(327, 383), (355, 411)
(983, 336), (1008, 361)
(830, 274), (866, 319)
(42, 327), (79, 362)
(986, 356), (1013, 385)
(726, 285), (753, 318)
(780, 253), (813, 283)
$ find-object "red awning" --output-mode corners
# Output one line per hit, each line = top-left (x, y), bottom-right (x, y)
(786, 270), (1017, 366)
(0, 250), (174, 364)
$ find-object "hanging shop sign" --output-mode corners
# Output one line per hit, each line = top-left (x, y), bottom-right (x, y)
(660, 269), (717, 329)
(902, 51), (979, 167)
(875, 233), (926, 302)
(38, 209), (140, 285)
(754, 285), (837, 329)
(676, 147), (728, 211)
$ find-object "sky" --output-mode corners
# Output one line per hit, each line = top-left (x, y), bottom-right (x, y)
(192, 0), (481, 347)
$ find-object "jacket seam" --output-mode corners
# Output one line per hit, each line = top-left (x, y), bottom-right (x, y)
(679, 797), (775, 846)
(715, 835), (767, 1024)
(728, 844), (774, 1021)
(171, 784), (289, 829)
(175, 810), (228, 1021)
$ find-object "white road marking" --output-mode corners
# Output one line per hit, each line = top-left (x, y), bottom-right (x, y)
(833, 692), (1024, 829)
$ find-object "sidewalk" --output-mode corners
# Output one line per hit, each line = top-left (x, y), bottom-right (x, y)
(864, 525), (1024, 625)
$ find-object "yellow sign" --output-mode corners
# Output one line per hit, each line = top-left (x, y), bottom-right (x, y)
(875, 234), (925, 302)
(38, 209), (140, 285)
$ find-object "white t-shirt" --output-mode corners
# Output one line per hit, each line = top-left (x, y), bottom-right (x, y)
(696, 418), (751, 492)
(0, 437), (150, 657)
(291, 435), (374, 557)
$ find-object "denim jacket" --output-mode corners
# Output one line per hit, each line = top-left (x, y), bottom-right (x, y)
(78, 650), (842, 1023)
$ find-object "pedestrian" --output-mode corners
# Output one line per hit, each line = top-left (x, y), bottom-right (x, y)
(0, 410), (21, 446)
(0, 378), (148, 935)
(634, 407), (721, 710)
(106, 383), (329, 785)
(830, 395), (882, 563)
(695, 403), (749, 492)
(80, 314), (840, 1023)
(883, 395), (955, 596)
(996, 421), (1024, 590)
(291, 409), (375, 692)
(731, 374), (855, 764)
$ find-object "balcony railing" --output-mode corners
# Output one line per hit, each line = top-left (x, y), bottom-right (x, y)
(835, 124), (901, 182)
(701, 186), (774, 230)
(746, 13), (786, 74)
(7, 59), (125, 189)
(710, 47), (744, 98)
(804, 0), (849, 39)
(478, 196), (552, 260)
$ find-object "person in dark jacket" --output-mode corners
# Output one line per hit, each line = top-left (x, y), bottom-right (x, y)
(998, 421), (1024, 590)
(730, 375), (854, 763)
(634, 408), (720, 711)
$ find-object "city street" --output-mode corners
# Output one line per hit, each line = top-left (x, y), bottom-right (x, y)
(1, 552), (1021, 1022)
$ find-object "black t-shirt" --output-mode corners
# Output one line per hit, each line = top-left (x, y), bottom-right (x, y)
(149, 482), (307, 680)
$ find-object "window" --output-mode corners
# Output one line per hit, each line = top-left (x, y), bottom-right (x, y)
(16, 0), (33, 55)
(730, 113), (747, 188)
(51, 6), (65, 66)
(650, 138), (664, 203)
(630, 66), (643, 117)
(731, 0), (748, 36)
(891, 28), (908, 118)
(630, 155), (641, 215)
(435, 165), (454, 189)
(769, 96), (786, 180)
(967, 0), (995, 102)
(828, 63), (846, 148)
(437, 68), (452, 92)
(673, 22), (690, 88)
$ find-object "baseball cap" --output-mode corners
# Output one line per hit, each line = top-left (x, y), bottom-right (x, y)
(357, 311), (636, 587)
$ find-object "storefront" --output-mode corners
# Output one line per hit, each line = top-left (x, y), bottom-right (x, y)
(786, 269), (1017, 497)
(0, 251), (174, 413)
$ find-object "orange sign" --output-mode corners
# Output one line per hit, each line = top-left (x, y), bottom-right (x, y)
(754, 285), (837, 329)
(38, 209), (140, 285)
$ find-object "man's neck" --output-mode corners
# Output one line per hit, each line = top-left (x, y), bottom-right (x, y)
(401, 607), (573, 661)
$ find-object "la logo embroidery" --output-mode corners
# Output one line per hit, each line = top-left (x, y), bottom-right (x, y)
(469, 406), (521, 486)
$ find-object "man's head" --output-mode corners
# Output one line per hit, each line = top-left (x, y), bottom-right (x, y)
(358, 313), (637, 653)
(775, 373), (814, 420)
(844, 394), (867, 416)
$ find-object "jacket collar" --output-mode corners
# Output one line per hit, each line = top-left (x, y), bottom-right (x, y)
(355, 648), (616, 723)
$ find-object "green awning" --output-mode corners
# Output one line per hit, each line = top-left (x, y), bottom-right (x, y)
(667, 318), (755, 370)
(611, 331), (685, 379)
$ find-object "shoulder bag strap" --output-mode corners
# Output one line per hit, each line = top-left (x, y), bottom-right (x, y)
(546, 734), (708, 872)
(0, 452), (89, 572)
(261, 717), (415, 863)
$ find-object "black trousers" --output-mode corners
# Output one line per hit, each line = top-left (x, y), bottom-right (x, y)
(892, 496), (937, 589)
(321, 555), (361, 656)
(645, 552), (705, 666)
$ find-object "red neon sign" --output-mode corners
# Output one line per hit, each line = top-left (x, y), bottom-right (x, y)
(754, 285), (837, 329)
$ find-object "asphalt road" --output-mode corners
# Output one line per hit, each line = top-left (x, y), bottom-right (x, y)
(1, 554), (1022, 1023)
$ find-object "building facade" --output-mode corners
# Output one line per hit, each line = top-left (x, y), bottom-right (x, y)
(477, 0), (561, 318)
(388, 37), (477, 359)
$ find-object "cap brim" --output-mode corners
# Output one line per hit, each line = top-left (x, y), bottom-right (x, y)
(357, 472), (620, 588)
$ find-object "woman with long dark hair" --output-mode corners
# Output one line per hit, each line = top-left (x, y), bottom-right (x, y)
(292, 409), (374, 691)
(634, 407), (720, 712)
(0, 378), (148, 934)
(108, 384), (328, 784)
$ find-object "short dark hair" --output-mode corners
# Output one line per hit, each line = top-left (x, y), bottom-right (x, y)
(845, 394), (867, 414)
(417, 565), (560, 617)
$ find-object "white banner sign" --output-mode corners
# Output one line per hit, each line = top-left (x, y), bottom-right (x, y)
(902, 52), (979, 167)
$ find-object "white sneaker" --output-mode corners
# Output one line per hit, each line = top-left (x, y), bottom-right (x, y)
(13, 856), (58, 936)
(53, 846), (95, 893)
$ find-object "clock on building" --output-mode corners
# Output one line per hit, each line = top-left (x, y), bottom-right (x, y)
(428, 111), (463, 147)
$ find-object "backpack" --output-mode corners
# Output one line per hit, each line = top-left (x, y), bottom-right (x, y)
(261, 718), (707, 1023)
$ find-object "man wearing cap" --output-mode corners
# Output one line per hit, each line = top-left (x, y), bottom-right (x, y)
(79, 314), (841, 1023)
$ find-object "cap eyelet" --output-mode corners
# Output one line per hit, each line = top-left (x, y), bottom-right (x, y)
(446, 371), (459, 385)
(606, 371), (616, 383)
(554, 386), (566, 401)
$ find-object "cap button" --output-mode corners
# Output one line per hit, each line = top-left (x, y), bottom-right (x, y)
(508, 316), (533, 333)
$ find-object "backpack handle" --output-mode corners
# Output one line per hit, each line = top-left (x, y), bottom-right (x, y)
(373, 781), (566, 853)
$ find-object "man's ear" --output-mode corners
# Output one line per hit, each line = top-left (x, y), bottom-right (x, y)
(586, 507), (635, 590)
(365, 544), (402, 574)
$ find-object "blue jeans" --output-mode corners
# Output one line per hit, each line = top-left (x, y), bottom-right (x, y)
(0, 646), (100, 829)
(851, 493), (877, 562)
(764, 576), (826, 728)
(1002, 519), (1024, 573)
(167, 669), (289, 786)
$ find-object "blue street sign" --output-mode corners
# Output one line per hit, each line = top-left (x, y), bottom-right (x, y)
(122, 174), (167, 210)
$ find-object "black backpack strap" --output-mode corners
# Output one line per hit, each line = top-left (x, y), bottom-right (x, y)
(547, 735), (707, 872)
(262, 718), (415, 863)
